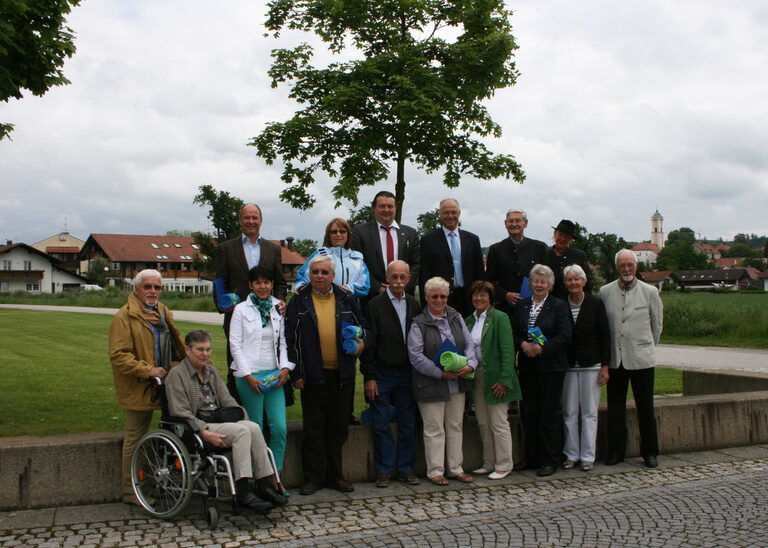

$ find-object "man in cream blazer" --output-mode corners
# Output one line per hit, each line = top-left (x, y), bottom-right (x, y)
(599, 249), (663, 468)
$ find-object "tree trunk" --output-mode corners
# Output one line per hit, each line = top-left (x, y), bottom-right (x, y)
(395, 154), (405, 224)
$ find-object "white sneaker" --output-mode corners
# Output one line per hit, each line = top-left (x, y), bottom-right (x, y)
(472, 467), (491, 475)
(561, 460), (578, 470)
(488, 470), (511, 480)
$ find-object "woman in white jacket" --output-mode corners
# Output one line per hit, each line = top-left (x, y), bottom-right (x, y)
(294, 218), (370, 298)
(229, 265), (294, 470)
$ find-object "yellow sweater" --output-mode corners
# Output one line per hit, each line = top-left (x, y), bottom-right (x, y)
(312, 292), (338, 369)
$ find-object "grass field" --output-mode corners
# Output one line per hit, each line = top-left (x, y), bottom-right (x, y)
(1, 308), (686, 438)
(659, 291), (768, 348)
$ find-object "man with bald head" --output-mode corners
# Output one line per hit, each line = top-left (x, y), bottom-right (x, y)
(361, 260), (421, 487)
(419, 198), (484, 317)
(215, 203), (287, 388)
(600, 249), (663, 468)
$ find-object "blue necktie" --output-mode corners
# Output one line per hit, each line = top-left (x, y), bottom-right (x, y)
(449, 231), (463, 287)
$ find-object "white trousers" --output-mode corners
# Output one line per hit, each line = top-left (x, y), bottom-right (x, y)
(418, 392), (466, 478)
(561, 369), (601, 463)
(206, 420), (272, 481)
(473, 367), (513, 472)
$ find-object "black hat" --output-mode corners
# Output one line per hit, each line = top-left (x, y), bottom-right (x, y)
(552, 219), (577, 238)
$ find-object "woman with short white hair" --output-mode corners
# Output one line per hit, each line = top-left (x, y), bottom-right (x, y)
(560, 264), (611, 471)
(511, 264), (572, 477)
(408, 277), (477, 486)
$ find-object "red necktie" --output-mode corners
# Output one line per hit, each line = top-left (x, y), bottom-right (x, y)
(383, 226), (394, 266)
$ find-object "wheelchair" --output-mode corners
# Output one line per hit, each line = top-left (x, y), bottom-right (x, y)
(130, 379), (282, 529)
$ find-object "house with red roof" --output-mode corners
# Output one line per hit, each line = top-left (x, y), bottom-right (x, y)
(694, 242), (720, 260)
(0, 242), (88, 293)
(632, 242), (660, 267)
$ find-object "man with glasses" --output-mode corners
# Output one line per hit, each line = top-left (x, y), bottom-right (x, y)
(109, 269), (185, 505)
(286, 254), (370, 495)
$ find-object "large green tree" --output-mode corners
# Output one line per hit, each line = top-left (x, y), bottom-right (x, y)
(251, 0), (524, 222)
(1, 0), (81, 140)
(666, 227), (696, 246)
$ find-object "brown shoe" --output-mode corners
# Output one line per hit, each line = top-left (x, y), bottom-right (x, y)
(331, 478), (354, 493)
(398, 472), (420, 485)
(299, 482), (319, 496)
(447, 472), (473, 483)
(375, 473), (390, 488)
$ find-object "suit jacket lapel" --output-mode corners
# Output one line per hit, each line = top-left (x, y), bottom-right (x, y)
(235, 236), (249, 273)
(480, 312), (493, 343)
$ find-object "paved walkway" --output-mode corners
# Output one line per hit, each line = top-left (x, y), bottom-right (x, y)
(1, 445), (767, 546)
(4, 304), (768, 376)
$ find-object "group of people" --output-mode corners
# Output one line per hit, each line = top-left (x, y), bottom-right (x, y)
(109, 192), (664, 508)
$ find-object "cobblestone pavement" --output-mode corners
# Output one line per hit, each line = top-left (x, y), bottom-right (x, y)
(2, 446), (767, 547)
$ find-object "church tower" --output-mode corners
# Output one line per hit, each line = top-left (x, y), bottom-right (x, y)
(651, 209), (664, 249)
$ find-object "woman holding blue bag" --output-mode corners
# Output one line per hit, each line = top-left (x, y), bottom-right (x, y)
(511, 264), (571, 478)
(229, 265), (294, 471)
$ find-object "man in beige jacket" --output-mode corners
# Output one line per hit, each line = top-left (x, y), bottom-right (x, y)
(599, 250), (663, 469)
(109, 269), (184, 504)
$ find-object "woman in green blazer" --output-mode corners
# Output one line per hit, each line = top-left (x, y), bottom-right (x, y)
(464, 280), (522, 479)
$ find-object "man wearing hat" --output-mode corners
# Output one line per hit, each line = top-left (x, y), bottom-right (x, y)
(545, 219), (592, 300)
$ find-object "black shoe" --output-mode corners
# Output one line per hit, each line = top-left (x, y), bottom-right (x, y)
(537, 465), (556, 477)
(236, 491), (272, 513)
(643, 455), (659, 468)
(300, 482), (319, 496)
(514, 461), (534, 471)
(605, 454), (623, 466)
(330, 478), (355, 493)
(348, 416), (362, 426)
(258, 484), (289, 507)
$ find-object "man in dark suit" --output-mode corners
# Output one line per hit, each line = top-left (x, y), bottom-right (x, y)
(351, 191), (420, 307)
(418, 198), (484, 317)
(360, 260), (421, 488)
(485, 209), (548, 317)
(544, 219), (593, 300)
(215, 203), (288, 378)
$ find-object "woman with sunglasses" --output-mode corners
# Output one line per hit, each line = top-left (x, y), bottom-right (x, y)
(295, 218), (370, 298)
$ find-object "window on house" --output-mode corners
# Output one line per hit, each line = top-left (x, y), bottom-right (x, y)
(1, 260), (10, 270)
(23, 261), (32, 271)
(1, 281), (8, 291)
(151, 243), (159, 248)
(174, 243), (181, 248)
(163, 243), (170, 248)
(26, 283), (39, 291)
(191, 244), (199, 250)
(156, 255), (164, 259)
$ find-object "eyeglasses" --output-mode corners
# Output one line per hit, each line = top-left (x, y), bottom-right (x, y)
(142, 284), (162, 290)
(329, 229), (347, 234)
(311, 269), (331, 275)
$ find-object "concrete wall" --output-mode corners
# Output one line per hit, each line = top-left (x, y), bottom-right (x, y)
(2, 392), (768, 510)
(683, 370), (768, 396)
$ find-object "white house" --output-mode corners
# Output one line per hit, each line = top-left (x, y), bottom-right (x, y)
(0, 242), (88, 293)
(632, 242), (660, 267)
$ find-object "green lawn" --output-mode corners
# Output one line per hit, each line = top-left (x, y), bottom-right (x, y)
(0, 309), (369, 437)
(1, 308), (686, 438)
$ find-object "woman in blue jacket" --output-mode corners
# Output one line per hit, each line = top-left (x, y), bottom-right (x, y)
(295, 218), (370, 298)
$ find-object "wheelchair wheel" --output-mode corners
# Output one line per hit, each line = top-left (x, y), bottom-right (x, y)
(131, 430), (193, 519)
(205, 498), (219, 530)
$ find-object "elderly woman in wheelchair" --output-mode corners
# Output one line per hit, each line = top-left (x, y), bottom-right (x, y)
(131, 330), (286, 525)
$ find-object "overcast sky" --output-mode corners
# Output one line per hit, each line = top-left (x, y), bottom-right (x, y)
(2, 0), (766, 248)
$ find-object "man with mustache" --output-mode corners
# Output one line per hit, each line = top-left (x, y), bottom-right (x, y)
(599, 249), (663, 468)
(360, 260), (421, 488)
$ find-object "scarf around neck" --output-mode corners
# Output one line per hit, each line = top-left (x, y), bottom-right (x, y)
(249, 293), (273, 327)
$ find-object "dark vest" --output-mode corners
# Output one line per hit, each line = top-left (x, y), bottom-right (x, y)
(411, 308), (473, 402)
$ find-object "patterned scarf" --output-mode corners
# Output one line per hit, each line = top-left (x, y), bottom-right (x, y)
(249, 293), (273, 327)
(138, 299), (172, 370)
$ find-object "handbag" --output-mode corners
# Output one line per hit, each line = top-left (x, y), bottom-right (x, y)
(197, 406), (244, 423)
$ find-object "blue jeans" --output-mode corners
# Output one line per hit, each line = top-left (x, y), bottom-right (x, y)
(371, 367), (417, 475)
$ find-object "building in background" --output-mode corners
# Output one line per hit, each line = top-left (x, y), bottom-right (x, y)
(0, 242), (88, 293)
(30, 231), (85, 273)
(651, 209), (664, 250)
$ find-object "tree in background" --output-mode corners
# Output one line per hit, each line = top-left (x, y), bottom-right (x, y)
(736, 257), (767, 272)
(251, 0), (524, 223)
(416, 208), (442, 237)
(347, 205), (374, 228)
(192, 185), (244, 274)
(1, 0), (81, 140)
(569, 225), (626, 287)
(85, 256), (110, 287)
(656, 240), (710, 271)
(665, 227), (696, 247)
(722, 242), (761, 259)
(165, 229), (193, 237)
(292, 238), (318, 258)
